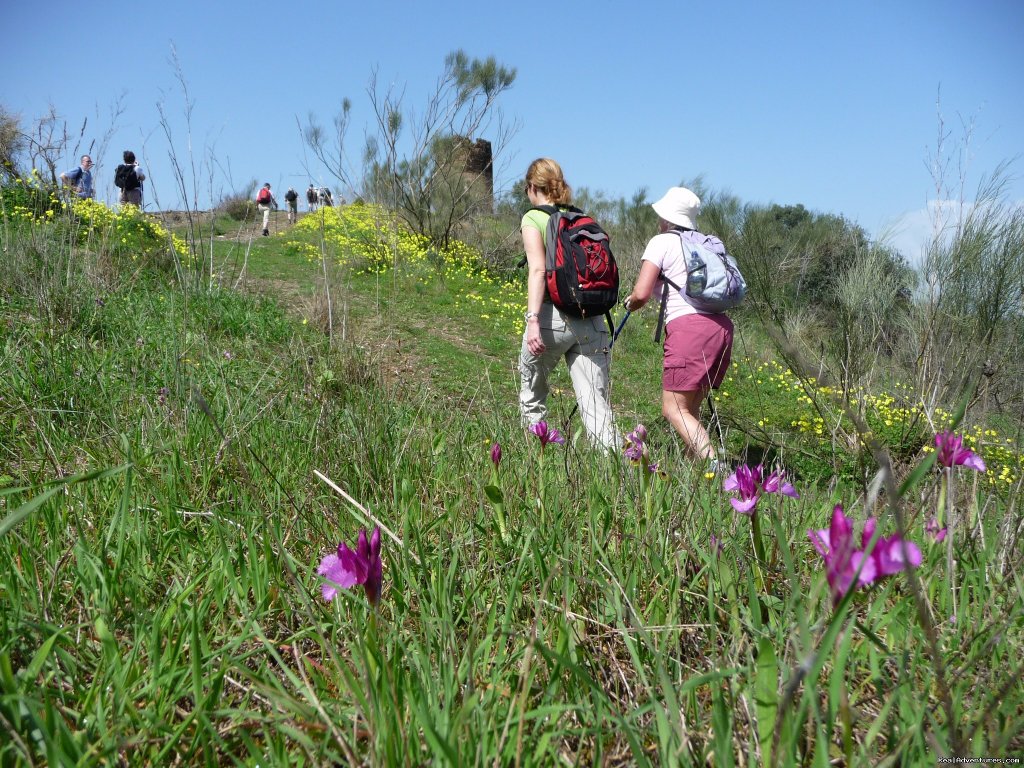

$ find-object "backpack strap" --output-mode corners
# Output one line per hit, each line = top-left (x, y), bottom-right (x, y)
(526, 204), (565, 271)
(518, 204), (583, 269)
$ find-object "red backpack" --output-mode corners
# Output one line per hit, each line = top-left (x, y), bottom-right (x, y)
(256, 188), (271, 204)
(532, 204), (619, 320)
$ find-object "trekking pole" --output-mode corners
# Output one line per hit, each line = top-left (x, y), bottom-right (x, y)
(610, 310), (631, 348)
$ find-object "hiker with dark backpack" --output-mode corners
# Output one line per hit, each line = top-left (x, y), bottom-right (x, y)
(518, 158), (618, 450)
(306, 184), (318, 211)
(114, 150), (145, 207)
(623, 187), (743, 472)
(284, 187), (299, 224)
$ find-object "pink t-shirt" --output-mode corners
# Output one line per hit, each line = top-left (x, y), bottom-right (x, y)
(641, 230), (727, 324)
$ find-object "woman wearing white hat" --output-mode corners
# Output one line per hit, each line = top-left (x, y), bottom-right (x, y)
(622, 187), (734, 468)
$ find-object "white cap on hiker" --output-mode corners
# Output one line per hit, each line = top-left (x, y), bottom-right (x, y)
(651, 187), (701, 230)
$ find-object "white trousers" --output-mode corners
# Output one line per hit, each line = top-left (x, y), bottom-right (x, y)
(519, 305), (618, 450)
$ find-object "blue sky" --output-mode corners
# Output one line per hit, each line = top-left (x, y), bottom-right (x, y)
(3, 0), (1021, 260)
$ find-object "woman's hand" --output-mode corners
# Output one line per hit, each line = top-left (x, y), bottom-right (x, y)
(625, 262), (662, 312)
(526, 318), (545, 356)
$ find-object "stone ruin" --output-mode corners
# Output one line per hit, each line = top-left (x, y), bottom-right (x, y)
(453, 136), (493, 214)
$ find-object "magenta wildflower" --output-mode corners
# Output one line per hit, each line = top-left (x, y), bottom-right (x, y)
(317, 527), (383, 606)
(709, 533), (724, 556)
(529, 421), (565, 448)
(623, 424), (648, 463)
(934, 431), (986, 472)
(628, 424), (648, 444)
(808, 505), (922, 604)
(762, 469), (799, 498)
(723, 464), (799, 515)
(490, 442), (502, 469)
(926, 516), (948, 543)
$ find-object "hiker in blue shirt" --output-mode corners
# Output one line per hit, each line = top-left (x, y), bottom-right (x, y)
(60, 155), (95, 199)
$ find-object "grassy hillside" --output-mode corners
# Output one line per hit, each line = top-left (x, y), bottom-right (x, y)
(1, 195), (1022, 765)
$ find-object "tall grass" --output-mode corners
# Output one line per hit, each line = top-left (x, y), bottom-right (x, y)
(1, 192), (1023, 765)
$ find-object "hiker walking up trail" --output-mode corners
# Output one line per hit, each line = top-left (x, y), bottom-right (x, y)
(284, 186), (298, 224)
(623, 187), (736, 470)
(114, 150), (145, 207)
(306, 183), (318, 211)
(518, 157), (618, 451)
(256, 182), (277, 236)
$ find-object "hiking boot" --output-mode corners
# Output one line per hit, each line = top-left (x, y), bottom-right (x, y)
(262, 229), (269, 237)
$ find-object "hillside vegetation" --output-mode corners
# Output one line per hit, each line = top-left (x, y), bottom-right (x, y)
(1, 176), (1023, 765)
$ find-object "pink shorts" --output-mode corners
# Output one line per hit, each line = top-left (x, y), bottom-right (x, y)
(662, 313), (734, 392)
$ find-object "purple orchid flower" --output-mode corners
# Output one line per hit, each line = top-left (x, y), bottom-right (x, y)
(935, 431), (986, 472)
(529, 421), (565, 448)
(317, 526), (383, 607)
(623, 424), (648, 461)
(623, 441), (644, 462)
(808, 505), (921, 604)
(491, 442), (502, 469)
(763, 469), (799, 498)
(724, 464), (762, 514)
(926, 516), (948, 543)
(709, 533), (724, 557)
(723, 464), (800, 515)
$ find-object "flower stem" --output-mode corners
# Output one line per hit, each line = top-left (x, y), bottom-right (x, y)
(750, 510), (771, 625)
(537, 449), (546, 526)
(945, 467), (957, 624)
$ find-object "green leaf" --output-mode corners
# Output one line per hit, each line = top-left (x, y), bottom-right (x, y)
(755, 637), (778, 765)
(483, 484), (503, 505)
(25, 631), (62, 684)
(711, 683), (735, 768)
(0, 465), (131, 538)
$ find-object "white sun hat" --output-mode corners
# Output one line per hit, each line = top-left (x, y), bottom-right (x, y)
(651, 187), (701, 229)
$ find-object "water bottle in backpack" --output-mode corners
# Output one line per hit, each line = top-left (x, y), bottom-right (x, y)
(685, 250), (708, 297)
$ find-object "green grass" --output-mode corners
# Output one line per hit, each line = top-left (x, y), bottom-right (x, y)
(1, 200), (1022, 765)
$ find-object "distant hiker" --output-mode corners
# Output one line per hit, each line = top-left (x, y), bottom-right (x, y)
(114, 150), (145, 207)
(284, 186), (298, 224)
(306, 183), (318, 211)
(623, 187), (736, 470)
(255, 182), (277, 236)
(319, 187), (334, 207)
(518, 157), (617, 450)
(60, 155), (94, 199)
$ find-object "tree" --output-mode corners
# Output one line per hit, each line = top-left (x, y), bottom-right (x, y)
(305, 50), (517, 248)
(0, 105), (25, 182)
